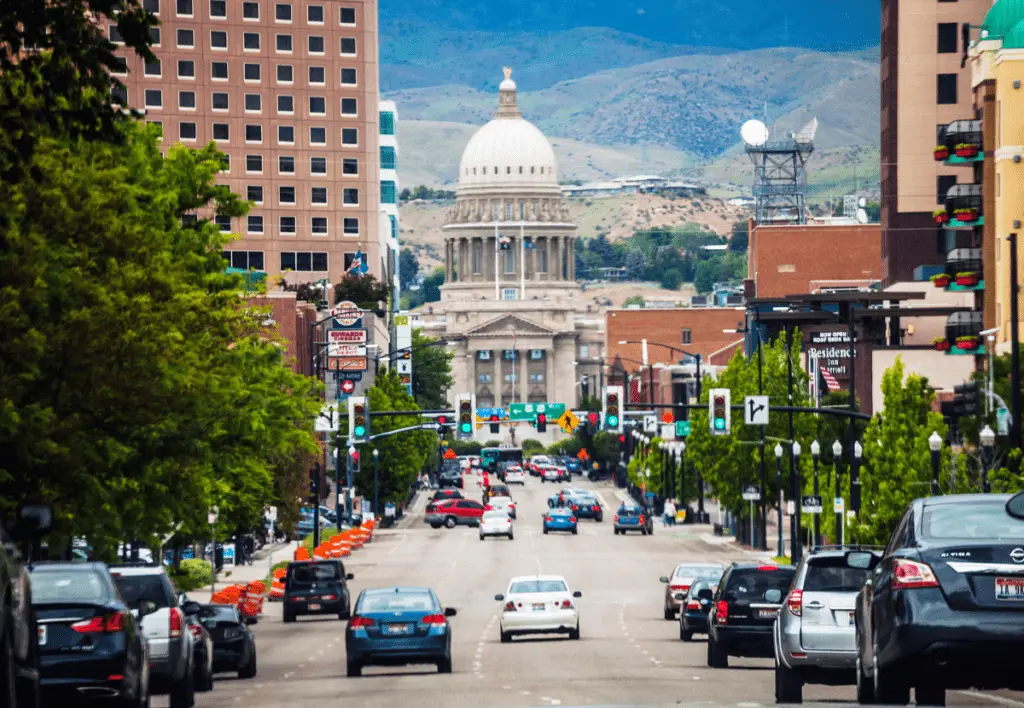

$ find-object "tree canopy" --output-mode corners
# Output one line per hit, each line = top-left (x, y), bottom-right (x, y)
(409, 328), (454, 410)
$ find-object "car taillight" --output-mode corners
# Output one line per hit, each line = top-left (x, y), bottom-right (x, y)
(892, 558), (939, 589)
(420, 614), (445, 625)
(670, 584), (690, 594)
(757, 565), (778, 571)
(592, 505), (600, 511)
(189, 624), (203, 638)
(504, 601), (516, 612)
(349, 616), (376, 627)
(614, 514), (619, 522)
(715, 600), (728, 624)
(545, 517), (553, 522)
(321, 594), (337, 601)
(686, 600), (700, 611)
(787, 589), (803, 616)
(561, 599), (573, 609)
(169, 608), (184, 638)
(569, 517), (577, 523)
(571, 505), (578, 511)
(72, 612), (125, 633)
(485, 505), (493, 510)
(638, 515), (644, 524)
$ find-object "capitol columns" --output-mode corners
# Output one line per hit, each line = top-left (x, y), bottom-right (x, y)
(520, 348), (529, 402)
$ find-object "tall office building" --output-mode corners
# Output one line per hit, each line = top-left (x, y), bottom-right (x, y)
(379, 100), (399, 305)
(108, 0), (384, 284)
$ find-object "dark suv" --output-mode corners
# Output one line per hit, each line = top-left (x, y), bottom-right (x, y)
(707, 563), (797, 668)
(282, 560), (354, 623)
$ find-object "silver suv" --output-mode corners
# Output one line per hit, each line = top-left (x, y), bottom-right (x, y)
(773, 547), (882, 704)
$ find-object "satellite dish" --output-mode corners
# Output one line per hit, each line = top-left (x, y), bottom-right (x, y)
(856, 208), (869, 224)
(741, 119), (769, 147)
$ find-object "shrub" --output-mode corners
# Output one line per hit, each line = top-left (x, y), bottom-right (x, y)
(169, 558), (213, 592)
(301, 527), (339, 556)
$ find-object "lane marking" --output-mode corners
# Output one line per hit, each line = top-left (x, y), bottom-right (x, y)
(958, 691), (1024, 707)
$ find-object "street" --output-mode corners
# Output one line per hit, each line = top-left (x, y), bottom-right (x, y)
(162, 476), (1024, 708)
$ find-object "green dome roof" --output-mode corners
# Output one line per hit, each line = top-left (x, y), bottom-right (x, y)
(1005, 18), (1024, 48)
(984, 0), (1024, 38)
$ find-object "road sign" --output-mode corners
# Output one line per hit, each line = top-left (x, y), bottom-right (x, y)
(998, 407), (1010, 435)
(327, 357), (367, 371)
(577, 448), (590, 461)
(264, 505), (277, 522)
(335, 371), (362, 382)
(660, 424), (675, 440)
(675, 421), (691, 437)
(508, 402), (566, 422)
(334, 301), (361, 327)
(340, 379), (356, 396)
(745, 396), (769, 425)
(315, 402), (341, 432)
(557, 409), (580, 434)
(443, 447), (457, 459)
(643, 415), (657, 433)
(661, 411), (675, 424)
(742, 484), (761, 501)
(834, 497), (845, 513)
(801, 495), (823, 514)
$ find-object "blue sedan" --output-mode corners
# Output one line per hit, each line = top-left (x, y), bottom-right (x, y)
(345, 587), (456, 677)
(543, 508), (578, 535)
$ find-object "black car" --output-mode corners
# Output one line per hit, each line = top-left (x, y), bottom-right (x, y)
(428, 489), (463, 508)
(283, 560), (354, 623)
(707, 563), (797, 667)
(182, 600), (214, 692)
(438, 464), (463, 489)
(680, 578), (718, 641)
(569, 493), (603, 522)
(854, 492), (1024, 706)
(30, 562), (150, 706)
(198, 605), (257, 678)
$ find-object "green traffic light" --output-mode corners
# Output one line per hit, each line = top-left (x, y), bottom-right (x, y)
(714, 419), (725, 430)
(461, 423), (471, 433)
(354, 425), (366, 436)
(608, 415), (618, 426)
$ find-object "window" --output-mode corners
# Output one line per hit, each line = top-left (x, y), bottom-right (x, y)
(178, 90), (196, 109)
(211, 61), (228, 79)
(246, 154), (263, 172)
(579, 345), (589, 358)
(245, 124), (262, 142)
(937, 174), (957, 203)
(215, 215), (231, 232)
(247, 185), (264, 203)
(937, 73), (957, 104)
(247, 215), (264, 233)
(143, 0), (159, 12)
(275, 2), (291, 20)
(219, 154), (229, 171)
(341, 97), (357, 116)
(343, 188), (358, 205)
(177, 60), (195, 78)
(503, 248), (515, 274)
(309, 96), (326, 115)
(279, 155), (295, 173)
(280, 216), (296, 234)
(210, 30), (227, 48)
(243, 32), (260, 50)
(682, 328), (692, 345)
(277, 95), (293, 112)
(280, 252), (327, 271)
(242, 1), (259, 19)
(530, 373), (544, 382)
(145, 89), (163, 108)
(176, 28), (194, 47)
(276, 33), (292, 51)
(148, 27), (161, 45)
(340, 67), (357, 85)
(278, 125), (294, 143)
(938, 22), (958, 53)
(244, 63), (261, 81)
(308, 65), (325, 84)
(381, 180), (396, 204)
(307, 35), (324, 54)
(311, 217), (328, 235)
(179, 121), (197, 140)
(342, 158), (358, 175)
(341, 128), (357, 146)
(501, 288), (518, 301)
(176, 0), (193, 16)
(379, 145), (396, 170)
(212, 123), (229, 140)
(340, 37), (356, 55)
(380, 111), (394, 135)
(145, 59), (161, 76)
(309, 126), (326, 144)
(277, 64), (293, 82)
(311, 187), (328, 204)
(307, 4), (323, 22)
(110, 25), (124, 43)
(343, 217), (359, 235)
(339, 6), (355, 24)
(224, 251), (264, 270)
(279, 185), (296, 203)
(211, 92), (228, 110)
(244, 93), (262, 111)
(472, 241), (482, 273)
(478, 350), (491, 361)
(209, 0), (225, 16)
(310, 156), (326, 174)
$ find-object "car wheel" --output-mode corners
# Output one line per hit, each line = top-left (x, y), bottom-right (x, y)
(430, 523), (441, 529)
(543, 527), (548, 534)
(346, 661), (362, 678)
(648, 525), (653, 535)
(613, 529), (620, 535)
(168, 664), (194, 708)
(437, 655), (452, 674)
(664, 605), (674, 621)
(872, 650), (909, 705)
(479, 534), (485, 541)
(707, 634), (728, 668)
(194, 660), (213, 693)
(238, 649), (257, 679)
(915, 685), (945, 706)
(283, 608), (295, 623)
(680, 625), (693, 642)
(855, 654), (875, 704)
(596, 516), (603, 523)
(571, 528), (578, 535)
(568, 623), (580, 640)
(444, 516), (457, 529)
(508, 532), (514, 540)
(500, 630), (511, 643)
(774, 661), (803, 704)
(641, 528), (648, 536)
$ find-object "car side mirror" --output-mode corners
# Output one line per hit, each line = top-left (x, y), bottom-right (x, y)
(573, 591), (582, 598)
(494, 594), (505, 602)
(444, 607), (457, 617)
(1006, 491), (1024, 519)
(346, 573), (354, 580)
(659, 576), (669, 583)
(181, 601), (202, 616)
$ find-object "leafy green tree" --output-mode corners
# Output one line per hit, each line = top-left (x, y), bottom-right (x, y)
(399, 248), (420, 291)
(623, 295), (645, 308)
(694, 261), (716, 293)
(521, 438), (544, 455)
(408, 267), (444, 308)
(333, 273), (389, 314)
(659, 268), (683, 290)
(410, 328), (454, 409)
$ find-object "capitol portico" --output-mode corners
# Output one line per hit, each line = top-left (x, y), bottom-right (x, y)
(415, 68), (603, 419)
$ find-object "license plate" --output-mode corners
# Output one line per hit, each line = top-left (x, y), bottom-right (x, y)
(532, 603), (546, 612)
(308, 603), (321, 610)
(384, 623), (412, 635)
(995, 577), (1024, 600)
(758, 608), (778, 619)
(38, 625), (47, 646)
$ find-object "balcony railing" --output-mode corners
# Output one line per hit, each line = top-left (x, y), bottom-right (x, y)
(934, 310), (985, 355)
(933, 183), (983, 227)
(934, 119), (983, 163)
(930, 248), (984, 291)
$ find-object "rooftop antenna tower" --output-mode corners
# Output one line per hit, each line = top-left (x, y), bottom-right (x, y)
(741, 117), (817, 225)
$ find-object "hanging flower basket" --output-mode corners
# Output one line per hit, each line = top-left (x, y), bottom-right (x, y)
(933, 209), (950, 225)
(954, 208), (979, 223)
(955, 143), (980, 158)
(934, 145), (951, 161)
(933, 337), (952, 351)
(955, 335), (981, 351)
(930, 273), (952, 288)
(955, 271), (979, 287)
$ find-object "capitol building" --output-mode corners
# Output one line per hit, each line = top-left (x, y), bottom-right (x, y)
(416, 68), (604, 420)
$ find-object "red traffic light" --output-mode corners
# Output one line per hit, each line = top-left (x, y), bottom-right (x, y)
(619, 435), (625, 443)
(714, 396), (725, 406)
(537, 414), (546, 423)
(438, 416), (448, 425)
(491, 414), (499, 422)
(351, 451), (360, 462)
(587, 412), (599, 424)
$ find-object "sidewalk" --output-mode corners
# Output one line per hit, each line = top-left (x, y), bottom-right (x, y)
(184, 541), (298, 604)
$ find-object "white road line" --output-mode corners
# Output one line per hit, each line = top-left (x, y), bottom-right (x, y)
(958, 691), (1024, 707)
(502, 685), (511, 690)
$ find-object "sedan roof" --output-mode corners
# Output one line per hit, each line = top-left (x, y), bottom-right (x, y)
(508, 574), (566, 583)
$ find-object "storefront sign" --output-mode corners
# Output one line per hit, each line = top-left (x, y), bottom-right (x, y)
(807, 329), (854, 381)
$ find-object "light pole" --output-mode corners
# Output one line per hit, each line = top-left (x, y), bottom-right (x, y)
(980, 425), (996, 493)
(774, 443), (784, 558)
(791, 441), (802, 563)
(208, 506), (219, 596)
(929, 431), (943, 496)
(372, 448), (380, 519)
(811, 441), (821, 547)
(832, 440), (842, 545)
(347, 445), (356, 522)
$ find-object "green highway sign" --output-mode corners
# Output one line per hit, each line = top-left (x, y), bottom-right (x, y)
(508, 402), (566, 422)
(675, 421), (691, 437)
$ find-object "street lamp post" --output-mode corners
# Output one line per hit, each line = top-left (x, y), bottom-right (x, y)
(791, 441), (802, 563)
(929, 432), (943, 496)
(980, 425), (996, 493)
(774, 443), (784, 558)
(372, 448), (380, 519)
(347, 445), (356, 522)
(810, 441), (821, 547)
(832, 440), (842, 545)
(208, 506), (219, 597)
(851, 441), (863, 517)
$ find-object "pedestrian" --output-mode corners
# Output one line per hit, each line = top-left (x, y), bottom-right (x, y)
(663, 498), (676, 526)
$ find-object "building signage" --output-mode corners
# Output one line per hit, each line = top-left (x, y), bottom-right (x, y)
(333, 301), (362, 328)
(396, 359), (412, 375)
(327, 357), (367, 372)
(328, 329), (367, 343)
(807, 329), (854, 381)
(330, 344), (366, 358)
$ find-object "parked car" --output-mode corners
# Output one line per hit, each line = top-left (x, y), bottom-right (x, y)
(707, 563), (797, 668)
(614, 504), (653, 536)
(854, 492), (1024, 706)
(182, 602), (214, 692)
(773, 547), (881, 703)
(424, 499), (484, 529)
(680, 579), (719, 641)
(661, 563), (726, 619)
(282, 560), (354, 623)
(198, 604), (257, 678)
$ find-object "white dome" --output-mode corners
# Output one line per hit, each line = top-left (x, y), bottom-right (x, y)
(458, 117), (558, 189)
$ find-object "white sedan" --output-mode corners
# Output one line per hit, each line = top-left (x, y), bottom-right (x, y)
(479, 510), (514, 540)
(541, 466), (561, 483)
(505, 467), (526, 484)
(486, 496), (516, 519)
(496, 575), (581, 642)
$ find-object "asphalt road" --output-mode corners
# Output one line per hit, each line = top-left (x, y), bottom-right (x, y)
(159, 473), (1024, 708)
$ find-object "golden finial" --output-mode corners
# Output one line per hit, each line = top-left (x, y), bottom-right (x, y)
(503, 66), (512, 80)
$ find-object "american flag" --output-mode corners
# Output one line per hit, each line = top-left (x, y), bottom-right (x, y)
(629, 377), (642, 403)
(820, 368), (842, 393)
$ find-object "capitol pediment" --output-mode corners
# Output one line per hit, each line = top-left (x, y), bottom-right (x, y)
(466, 313), (556, 337)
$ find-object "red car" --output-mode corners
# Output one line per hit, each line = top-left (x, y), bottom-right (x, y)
(423, 499), (484, 529)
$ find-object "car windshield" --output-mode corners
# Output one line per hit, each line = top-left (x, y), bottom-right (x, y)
(112, 573), (172, 610)
(483, 510), (508, 520)
(575, 495), (596, 504)
(803, 558), (872, 592)
(291, 563), (340, 583)
(31, 569), (108, 604)
(675, 565), (724, 580)
(619, 507), (639, 516)
(358, 591), (435, 612)
(724, 568), (796, 602)
(922, 502), (1024, 540)
(490, 497), (511, 507)
(509, 579), (567, 594)
(199, 605), (238, 623)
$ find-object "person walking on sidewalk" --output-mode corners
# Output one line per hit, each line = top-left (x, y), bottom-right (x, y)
(663, 499), (676, 526)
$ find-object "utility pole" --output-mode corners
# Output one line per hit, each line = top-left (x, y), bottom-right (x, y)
(1010, 233), (1021, 460)
(756, 310), (767, 551)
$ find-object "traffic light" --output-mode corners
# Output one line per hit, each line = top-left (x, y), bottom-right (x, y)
(437, 415), (450, 437)
(490, 414), (500, 434)
(348, 396), (370, 443)
(602, 385), (623, 433)
(456, 393), (476, 440)
(349, 448), (361, 476)
(709, 388), (730, 436)
(586, 411), (599, 436)
(953, 382), (980, 416)
(308, 463), (320, 502)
